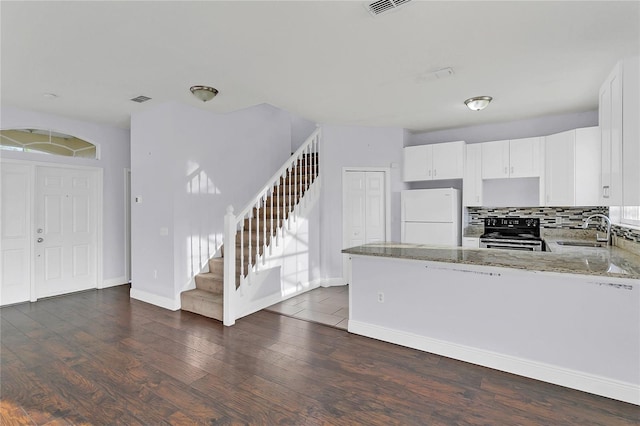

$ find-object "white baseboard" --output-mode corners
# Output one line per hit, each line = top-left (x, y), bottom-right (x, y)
(130, 288), (180, 311)
(321, 277), (347, 287)
(100, 276), (128, 289)
(349, 320), (640, 406)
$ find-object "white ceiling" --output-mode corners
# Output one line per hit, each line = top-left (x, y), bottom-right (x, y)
(1, 1), (638, 133)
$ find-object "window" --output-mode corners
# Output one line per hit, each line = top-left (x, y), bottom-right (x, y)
(0, 129), (97, 159)
(611, 206), (640, 228)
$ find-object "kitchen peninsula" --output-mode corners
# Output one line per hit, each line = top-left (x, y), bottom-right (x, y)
(343, 243), (640, 405)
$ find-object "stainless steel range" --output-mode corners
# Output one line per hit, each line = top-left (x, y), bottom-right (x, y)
(479, 217), (544, 251)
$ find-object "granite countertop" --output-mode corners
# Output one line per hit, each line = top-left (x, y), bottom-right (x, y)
(343, 241), (640, 280)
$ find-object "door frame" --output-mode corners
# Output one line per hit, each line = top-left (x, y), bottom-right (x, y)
(124, 168), (131, 283)
(0, 158), (103, 302)
(341, 167), (391, 284)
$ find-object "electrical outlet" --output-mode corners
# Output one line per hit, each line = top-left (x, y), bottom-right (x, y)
(377, 292), (384, 303)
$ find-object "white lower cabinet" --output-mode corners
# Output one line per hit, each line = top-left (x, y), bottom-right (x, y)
(462, 237), (480, 248)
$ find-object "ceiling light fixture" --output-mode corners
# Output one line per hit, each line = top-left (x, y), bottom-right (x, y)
(464, 96), (492, 111)
(190, 85), (219, 102)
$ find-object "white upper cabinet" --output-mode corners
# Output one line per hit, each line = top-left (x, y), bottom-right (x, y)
(463, 143), (482, 206)
(599, 62), (623, 205)
(509, 137), (543, 178)
(481, 140), (510, 179)
(574, 127), (601, 206)
(545, 130), (575, 206)
(403, 145), (431, 181)
(403, 141), (465, 182)
(544, 127), (600, 206)
(481, 137), (542, 179)
(622, 57), (640, 206)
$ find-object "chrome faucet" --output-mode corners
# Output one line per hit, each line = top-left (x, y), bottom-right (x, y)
(582, 214), (612, 245)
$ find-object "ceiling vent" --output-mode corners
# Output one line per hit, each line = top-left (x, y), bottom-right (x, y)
(130, 95), (151, 103)
(366, 0), (412, 16)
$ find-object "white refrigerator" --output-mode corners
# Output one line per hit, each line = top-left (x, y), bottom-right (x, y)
(401, 188), (461, 246)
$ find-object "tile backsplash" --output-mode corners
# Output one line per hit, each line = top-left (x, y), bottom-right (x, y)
(466, 206), (640, 244)
(467, 206), (609, 228)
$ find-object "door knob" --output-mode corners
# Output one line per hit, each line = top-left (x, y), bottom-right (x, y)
(37, 237), (44, 243)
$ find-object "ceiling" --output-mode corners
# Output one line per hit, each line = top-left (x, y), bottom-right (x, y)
(1, 1), (638, 133)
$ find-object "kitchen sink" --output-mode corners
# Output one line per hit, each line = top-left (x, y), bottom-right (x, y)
(555, 241), (604, 248)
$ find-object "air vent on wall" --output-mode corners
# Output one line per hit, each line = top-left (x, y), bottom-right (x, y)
(366, 0), (412, 16)
(130, 95), (151, 103)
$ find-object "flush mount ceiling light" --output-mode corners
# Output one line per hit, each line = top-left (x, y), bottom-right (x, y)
(464, 96), (493, 111)
(190, 85), (219, 102)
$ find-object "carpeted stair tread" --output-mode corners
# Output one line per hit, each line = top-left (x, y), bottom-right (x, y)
(194, 272), (223, 293)
(180, 289), (223, 320)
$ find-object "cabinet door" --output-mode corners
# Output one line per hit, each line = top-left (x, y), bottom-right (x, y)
(463, 144), (482, 206)
(622, 57), (640, 206)
(600, 64), (623, 205)
(575, 127), (601, 206)
(432, 141), (464, 180)
(509, 137), (542, 178)
(545, 130), (575, 206)
(481, 140), (509, 179)
(403, 145), (431, 181)
(462, 237), (479, 248)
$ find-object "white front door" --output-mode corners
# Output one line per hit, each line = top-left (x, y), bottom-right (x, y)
(1, 163), (32, 305)
(343, 169), (389, 283)
(34, 166), (98, 298)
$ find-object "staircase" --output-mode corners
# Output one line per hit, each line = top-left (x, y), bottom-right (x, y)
(180, 129), (320, 323)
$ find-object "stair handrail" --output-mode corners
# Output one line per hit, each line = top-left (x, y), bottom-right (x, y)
(223, 127), (321, 326)
(233, 127), (321, 222)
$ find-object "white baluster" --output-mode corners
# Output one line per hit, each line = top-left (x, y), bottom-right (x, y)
(305, 144), (310, 208)
(276, 180), (281, 245)
(288, 165), (292, 230)
(269, 187), (274, 255)
(263, 193), (267, 265)
(248, 212), (252, 273)
(294, 159), (298, 222)
(240, 218), (244, 279)
(255, 199), (260, 272)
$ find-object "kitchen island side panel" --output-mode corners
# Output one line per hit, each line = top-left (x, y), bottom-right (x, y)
(348, 255), (639, 403)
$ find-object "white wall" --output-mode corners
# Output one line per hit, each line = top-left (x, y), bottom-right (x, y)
(406, 110), (598, 146)
(319, 125), (404, 282)
(130, 102), (292, 307)
(289, 112), (316, 152)
(0, 106), (131, 285)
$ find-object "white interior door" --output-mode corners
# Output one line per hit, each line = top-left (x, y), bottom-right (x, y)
(1, 163), (32, 305)
(345, 171), (366, 248)
(343, 169), (389, 284)
(364, 172), (385, 243)
(34, 166), (98, 298)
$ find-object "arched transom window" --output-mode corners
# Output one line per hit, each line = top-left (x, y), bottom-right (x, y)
(0, 129), (97, 159)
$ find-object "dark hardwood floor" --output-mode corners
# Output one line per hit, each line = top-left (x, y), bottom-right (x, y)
(1, 285), (638, 425)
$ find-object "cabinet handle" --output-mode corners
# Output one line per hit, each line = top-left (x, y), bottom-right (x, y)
(504, 167), (508, 175)
(511, 166), (514, 174)
(603, 186), (610, 198)
(434, 169), (437, 177)
(428, 170), (431, 177)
